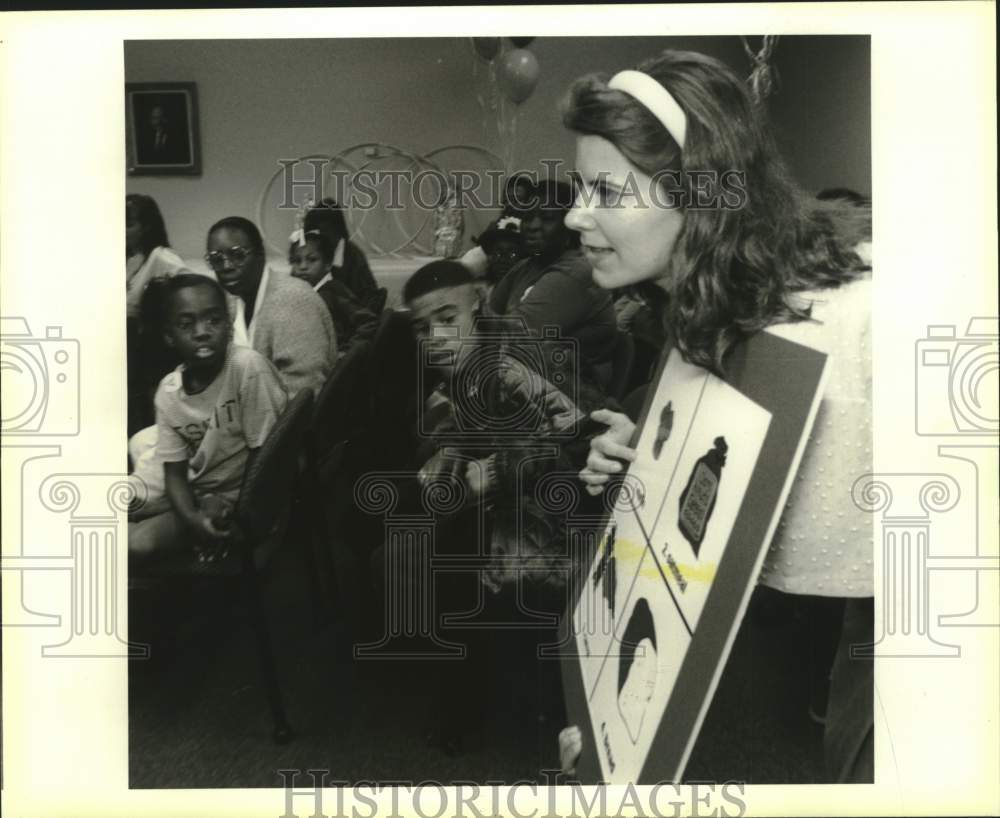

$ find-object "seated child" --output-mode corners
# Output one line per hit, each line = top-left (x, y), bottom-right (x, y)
(476, 216), (526, 288)
(288, 229), (379, 356)
(303, 198), (385, 314)
(128, 274), (288, 559)
(403, 260), (602, 754)
(459, 173), (534, 278)
(404, 260), (601, 591)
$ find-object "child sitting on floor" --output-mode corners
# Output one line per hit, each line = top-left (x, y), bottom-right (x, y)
(288, 228), (378, 356)
(128, 274), (288, 560)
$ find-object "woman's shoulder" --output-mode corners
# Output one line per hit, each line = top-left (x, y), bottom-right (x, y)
(770, 273), (872, 347)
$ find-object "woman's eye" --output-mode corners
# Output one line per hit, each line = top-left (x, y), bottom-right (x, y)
(597, 184), (621, 206)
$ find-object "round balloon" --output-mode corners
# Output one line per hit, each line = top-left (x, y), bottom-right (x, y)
(498, 49), (540, 104)
(509, 37), (536, 48)
(472, 37), (501, 60)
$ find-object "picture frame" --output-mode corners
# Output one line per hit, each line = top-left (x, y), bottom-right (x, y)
(561, 331), (830, 783)
(125, 82), (201, 176)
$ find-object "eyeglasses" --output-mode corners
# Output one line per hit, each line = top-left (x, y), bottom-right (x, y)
(487, 250), (522, 262)
(204, 246), (254, 271)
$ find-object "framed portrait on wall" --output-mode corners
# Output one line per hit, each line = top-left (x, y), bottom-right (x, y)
(125, 82), (201, 175)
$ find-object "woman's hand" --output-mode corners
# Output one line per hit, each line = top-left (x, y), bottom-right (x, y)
(579, 409), (637, 496)
(559, 725), (583, 775)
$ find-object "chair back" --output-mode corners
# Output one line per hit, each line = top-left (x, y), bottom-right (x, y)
(235, 389), (315, 537)
(312, 339), (371, 455)
(608, 331), (636, 401)
(368, 309), (419, 413)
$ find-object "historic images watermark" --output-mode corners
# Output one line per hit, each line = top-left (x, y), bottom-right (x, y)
(277, 770), (748, 818)
(276, 157), (749, 214)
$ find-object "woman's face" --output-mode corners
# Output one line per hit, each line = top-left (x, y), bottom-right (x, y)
(125, 205), (144, 256)
(565, 135), (684, 290)
(521, 206), (570, 257)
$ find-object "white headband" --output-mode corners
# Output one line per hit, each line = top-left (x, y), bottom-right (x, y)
(608, 69), (687, 149)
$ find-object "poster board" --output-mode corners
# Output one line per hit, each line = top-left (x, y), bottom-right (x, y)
(562, 329), (829, 784)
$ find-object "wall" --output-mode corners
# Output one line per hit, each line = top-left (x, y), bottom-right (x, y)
(125, 36), (870, 260)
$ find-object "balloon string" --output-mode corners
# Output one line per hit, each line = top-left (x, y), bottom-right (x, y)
(741, 35), (780, 102)
(509, 107), (518, 176)
(471, 43), (489, 143)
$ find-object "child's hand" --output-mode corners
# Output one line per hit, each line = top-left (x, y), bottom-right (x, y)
(418, 451), (451, 487)
(464, 457), (494, 500)
(578, 409), (637, 496)
(559, 725), (583, 776)
(191, 513), (232, 563)
(197, 512), (232, 541)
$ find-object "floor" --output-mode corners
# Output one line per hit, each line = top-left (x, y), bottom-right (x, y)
(128, 537), (830, 789)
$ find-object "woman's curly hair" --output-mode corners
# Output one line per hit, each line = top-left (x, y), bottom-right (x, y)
(563, 49), (871, 372)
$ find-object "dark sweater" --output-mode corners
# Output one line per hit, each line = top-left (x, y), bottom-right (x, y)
(488, 248), (616, 392)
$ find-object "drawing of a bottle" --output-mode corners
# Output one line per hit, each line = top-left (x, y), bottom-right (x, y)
(678, 436), (728, 556)
(594, 523), (617, 619)
(652, 401), (674, 460)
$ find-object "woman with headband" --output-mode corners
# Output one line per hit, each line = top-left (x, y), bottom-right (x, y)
(564, 50), (873, 782)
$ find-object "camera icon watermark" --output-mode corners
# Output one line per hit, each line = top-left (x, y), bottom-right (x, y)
(915, 317), (999, 437)
(1, 461), (149, 658)
(1, 316), (80, 436)
(416, 315), (581, 440)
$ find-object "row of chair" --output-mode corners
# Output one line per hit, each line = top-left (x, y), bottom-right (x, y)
(128, 309), (652, 744)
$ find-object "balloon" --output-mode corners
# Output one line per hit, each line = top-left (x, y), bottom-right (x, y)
(472, 37), (501, 60)
(497, 49), (540, 104)
(509, 37), (536, 48)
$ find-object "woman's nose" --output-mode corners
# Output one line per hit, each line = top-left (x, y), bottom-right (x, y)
(564, 197), (594, 232)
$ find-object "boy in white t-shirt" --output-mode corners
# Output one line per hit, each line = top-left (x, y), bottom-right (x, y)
(128, 274), (288, 559)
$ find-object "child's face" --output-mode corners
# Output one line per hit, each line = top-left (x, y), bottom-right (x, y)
(407, 283), (480, 373)
(485, 236), (523, 280)
(164, 283), (230, 375)
(289, 240), (330, 286)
